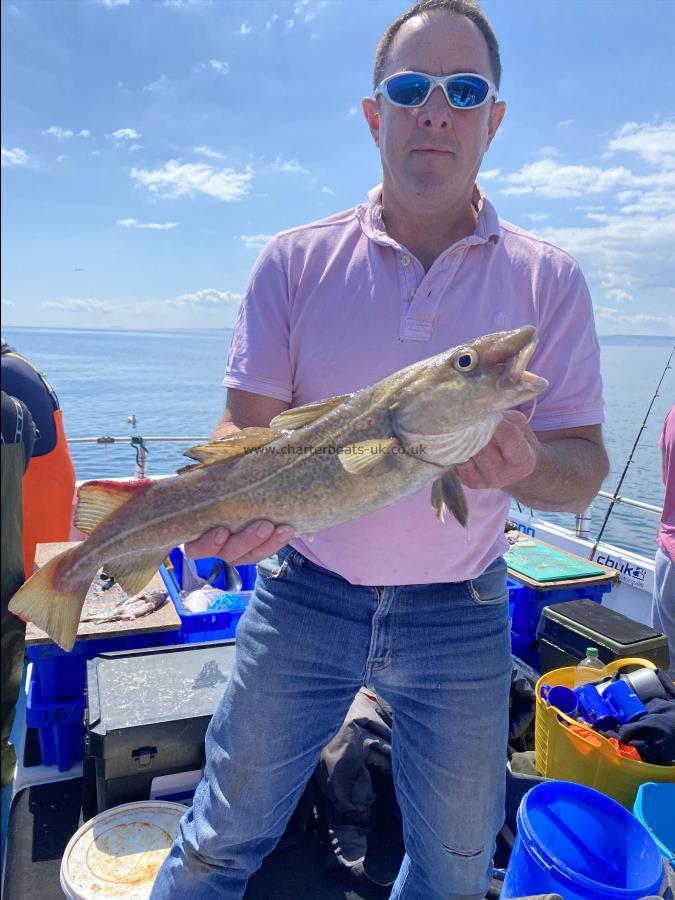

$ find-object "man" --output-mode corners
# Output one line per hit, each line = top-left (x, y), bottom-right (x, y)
(1, 390), (36, 785)
(1, 338), (76, 578)
(651, 404), (674, 678)
(152, 2), (608, 898)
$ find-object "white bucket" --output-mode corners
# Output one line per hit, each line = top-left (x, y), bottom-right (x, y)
(60, 800), (185, 899)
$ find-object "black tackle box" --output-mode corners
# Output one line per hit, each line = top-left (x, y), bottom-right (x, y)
(85, 640), (236, 811)
(536, 598), (670, 674)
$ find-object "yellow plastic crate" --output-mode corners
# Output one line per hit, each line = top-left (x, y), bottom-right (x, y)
(535, 657), (675, 808)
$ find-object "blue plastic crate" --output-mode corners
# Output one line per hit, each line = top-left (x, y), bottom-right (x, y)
(166, 548), (256, 593)
(26, 668), (85, 772)
(160, 548), (252, 643)
(507, 579), (610, 643)
(26, 629), (178, 707)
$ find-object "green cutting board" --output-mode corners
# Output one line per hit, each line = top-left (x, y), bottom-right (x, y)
(506, 541), (606, 583)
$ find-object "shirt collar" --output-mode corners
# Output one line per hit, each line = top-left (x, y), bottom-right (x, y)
(357, 183), (501, 247)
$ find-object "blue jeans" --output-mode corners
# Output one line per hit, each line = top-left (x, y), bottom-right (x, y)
(151, 547), (512, 900)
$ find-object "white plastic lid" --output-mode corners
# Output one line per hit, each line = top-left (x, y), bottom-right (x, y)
(60, 800), (185, 899)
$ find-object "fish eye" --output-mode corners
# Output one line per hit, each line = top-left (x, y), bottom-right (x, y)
(453, 349), (478, 372)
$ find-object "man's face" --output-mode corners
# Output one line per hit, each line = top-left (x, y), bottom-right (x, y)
(363, 12), (505, 204)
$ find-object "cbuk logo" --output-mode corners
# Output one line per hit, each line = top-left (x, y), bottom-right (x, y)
(596, 554), (647, 584)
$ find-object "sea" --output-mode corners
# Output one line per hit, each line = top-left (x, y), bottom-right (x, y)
(3, 326), (674, 562)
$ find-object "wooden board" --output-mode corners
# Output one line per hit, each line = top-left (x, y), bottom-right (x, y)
(505, 535), (620, 591)
(24, 542), (181, 646)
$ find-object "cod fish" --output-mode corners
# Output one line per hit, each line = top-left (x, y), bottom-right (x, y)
(9, 326), (547, 651)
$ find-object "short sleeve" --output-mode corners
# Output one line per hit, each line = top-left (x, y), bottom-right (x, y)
(526, 262), (605, 431)
(1, 391), (36, 470)
(222, 238), (293, 403)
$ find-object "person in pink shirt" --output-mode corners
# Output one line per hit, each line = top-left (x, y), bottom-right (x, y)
(152, 2), (609, 899)
(652, 405), (675, 677)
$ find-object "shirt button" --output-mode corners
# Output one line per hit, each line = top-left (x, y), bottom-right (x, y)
(401, 255), (411, 267)
(410, 288), (416, 297)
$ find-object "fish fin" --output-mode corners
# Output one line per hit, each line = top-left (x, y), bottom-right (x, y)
(181, 428), (280, 471)
(8, 547), (95, 651)
(338, 438), (402, 475)
(269, 394), (351, 431)
(76, 479), (151, 536)
(103, 548), (172, 597)
(431, 470), (469, 528)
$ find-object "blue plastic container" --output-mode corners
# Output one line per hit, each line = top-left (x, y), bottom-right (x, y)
(508, 579), (610, 639)
(501, 781), (664, 900)
(160, 549), (252, 643)
(634, 782), (675, 864)
(26, 668), (86, 771)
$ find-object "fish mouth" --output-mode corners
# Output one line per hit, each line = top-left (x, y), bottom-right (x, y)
(500, 336), (549, 395)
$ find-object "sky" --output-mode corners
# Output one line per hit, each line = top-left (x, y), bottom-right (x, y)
(2, 0), (674, 335)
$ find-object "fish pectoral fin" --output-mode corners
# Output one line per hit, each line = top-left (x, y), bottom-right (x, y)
(431, 470), (469, 528)
(338, 437), (402, 475)
(103, 548), (172, 597)
(76, 479), (152, 535)
(269, 394), (352, 430)
(182, 427), (280, 470)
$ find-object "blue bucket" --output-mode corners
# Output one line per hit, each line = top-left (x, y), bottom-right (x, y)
(501, 781), (664, 900)
(634, 782), (675, 864)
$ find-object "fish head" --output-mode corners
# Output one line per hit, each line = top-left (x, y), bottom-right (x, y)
(390, 326), (549, 465)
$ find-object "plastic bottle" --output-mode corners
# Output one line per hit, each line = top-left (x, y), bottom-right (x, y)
(574, 646), (604, 687)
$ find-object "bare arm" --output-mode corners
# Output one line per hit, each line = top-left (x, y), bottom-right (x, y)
(185, 388), (295, 564)
(455, 411), (609, 513)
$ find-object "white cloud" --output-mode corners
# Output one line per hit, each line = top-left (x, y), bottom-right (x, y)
(272, 155), (308, 174)
(131, 160), (253, 202)
(321, 186), (334, 195)
(607, 121), (675, 169)
(2, 147), (28, 166)
(239, 22), (251, 35)
(56, 154), (66, 162)
(110, 127), (141, 141)
(208, 59), (229, 75)
(1, 299), (16, 307)
(538, 146), (563, 159)
(285, 18), (295, 30)
(128, 144), (144, 152)
(143, 74), (170, 93)
(524, 213), (550, 222)
(167, 288), (242, 308)
(348, 106), (358, 117)
(556, 119), (574, 128)
(101, 0), (130, 6)
(266, 13), (279, 29)
(91, 150), (101, 157)
(116, 218), (178, 230)
(42, 126), (74, 139)
(193, 145), (225, 160)
(239, 234), (273, 250)
(595, 307), (674, 330)
(478, 167), (500, 180)
(500, 159), (638, 198)
(42, 126), (90, 140)
(605, 288), (633, 303)
(42, 298), (115, 314)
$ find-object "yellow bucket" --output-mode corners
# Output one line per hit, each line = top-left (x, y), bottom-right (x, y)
(535, 657), (675, 809)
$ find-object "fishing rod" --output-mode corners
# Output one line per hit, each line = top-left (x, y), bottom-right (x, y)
(589, 341), (675, 561)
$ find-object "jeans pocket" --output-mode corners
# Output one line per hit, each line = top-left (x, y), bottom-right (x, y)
(256, 545), (295, 581)
(466, 556), (508, 607)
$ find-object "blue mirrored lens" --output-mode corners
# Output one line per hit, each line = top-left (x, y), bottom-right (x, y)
(386, 73), (432, 106)
(447, 75), (489, 108)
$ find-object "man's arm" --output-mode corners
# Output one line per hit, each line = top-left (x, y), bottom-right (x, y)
(455, 411), (609, 513)
(185, 388), (295, 564)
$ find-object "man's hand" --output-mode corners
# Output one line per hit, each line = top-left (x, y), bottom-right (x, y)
(184, 521), (295, 566)
(454, 410), (538, 491)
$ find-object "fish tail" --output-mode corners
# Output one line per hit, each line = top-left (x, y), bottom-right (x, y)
(8, 548), (96, 651)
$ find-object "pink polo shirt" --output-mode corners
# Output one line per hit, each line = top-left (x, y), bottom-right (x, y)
(223, 185), (604, 585)
(657, 405), (675, 561)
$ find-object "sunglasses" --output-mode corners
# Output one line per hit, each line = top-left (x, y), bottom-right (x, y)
(374, 71), (497, 110)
